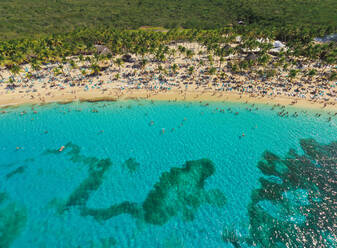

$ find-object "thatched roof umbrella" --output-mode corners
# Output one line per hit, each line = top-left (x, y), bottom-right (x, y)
(245, 53), (258, 64)
(122, 54), (134, 63)
(94, 45), (111, 56)
(245, 53), (258, 62)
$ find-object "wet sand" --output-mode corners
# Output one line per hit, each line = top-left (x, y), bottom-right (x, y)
(0, 87), (336, 111)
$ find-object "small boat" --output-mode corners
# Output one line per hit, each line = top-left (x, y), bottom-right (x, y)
(59, 146), (65, 152)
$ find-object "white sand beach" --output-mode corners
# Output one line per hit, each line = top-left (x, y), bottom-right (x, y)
(0, 42), (336, 110)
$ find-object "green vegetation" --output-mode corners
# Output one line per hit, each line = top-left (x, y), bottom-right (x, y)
(0, 27), (336, 80)
(0, 0), (336, 40)
(0, 0), (336, 78)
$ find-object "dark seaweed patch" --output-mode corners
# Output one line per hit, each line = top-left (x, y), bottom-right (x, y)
(88, 237), (116, 247)
(83, 159), (226, 225)
(51, 145), (227, 226)
(0, 194), (27, 248)
(141, 159), (226, 225)
(0, 162), (17, 168)
(122, 158), (140, 173)
(6, 166), (25, 179)
(81, 201), (141, 221)
(49, 143), (113, 212)
(162, 235), (184, 248)
(64, 158), (111, 210)
(0, 193), (7, 204)
(224, 138), (337, 247)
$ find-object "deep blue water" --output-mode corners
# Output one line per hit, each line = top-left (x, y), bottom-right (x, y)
(0, 100), (336, 248)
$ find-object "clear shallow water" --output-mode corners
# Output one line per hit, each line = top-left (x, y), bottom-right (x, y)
(0, 100), (336, 248)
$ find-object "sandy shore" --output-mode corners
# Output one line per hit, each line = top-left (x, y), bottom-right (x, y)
(1, 87), (336, 111)
(0, 42), (336, 111)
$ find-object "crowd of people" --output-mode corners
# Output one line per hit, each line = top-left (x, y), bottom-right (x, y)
(0, 42), (336, 108)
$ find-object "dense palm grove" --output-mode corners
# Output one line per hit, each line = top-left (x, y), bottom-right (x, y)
(0, 0), (336, 39)
(0, 26), (336, 80)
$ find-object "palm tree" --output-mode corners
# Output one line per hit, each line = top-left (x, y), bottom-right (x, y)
(69, 59), (77, 69)
(115, 58), (123, 72)
(168, 48), (176, 61)
(208, 54), (213, 65)
(157, 64), (163, 74)
(90, 62), (101, 76)
(178, 45), (186, 54)
(81, 69), (87, 77)
(9, 64), (21, 82)
(219, 56), (225, 71)
(171, 63), (178, 74)
(140, 58), (148, 72)
(289, 69), (298, 80)
(208, 67), (216, 75)
(188, 66), (194, 76)
(186, 49), (194, 60)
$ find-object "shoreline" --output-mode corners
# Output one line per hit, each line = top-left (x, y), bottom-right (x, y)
(1, 89), (336, 111)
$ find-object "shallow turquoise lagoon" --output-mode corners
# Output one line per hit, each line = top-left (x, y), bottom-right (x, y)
(0, 101), (336, 247)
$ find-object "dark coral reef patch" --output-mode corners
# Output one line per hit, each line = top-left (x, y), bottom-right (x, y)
(142, 159), (226, 225)
(83, 159), (226, 225)
(224, 138), (337, 247)
(0, 193), (27, 248)
(46, 143), (113, 212)
(122, 158), (140, 173)
(6, 166), (26, 179)
(46, 144), (226, 226)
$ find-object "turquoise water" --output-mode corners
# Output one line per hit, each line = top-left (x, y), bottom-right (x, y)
(0, 100), (336, 247)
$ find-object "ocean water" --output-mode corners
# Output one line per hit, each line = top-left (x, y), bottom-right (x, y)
(0, 100), (336, 248)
